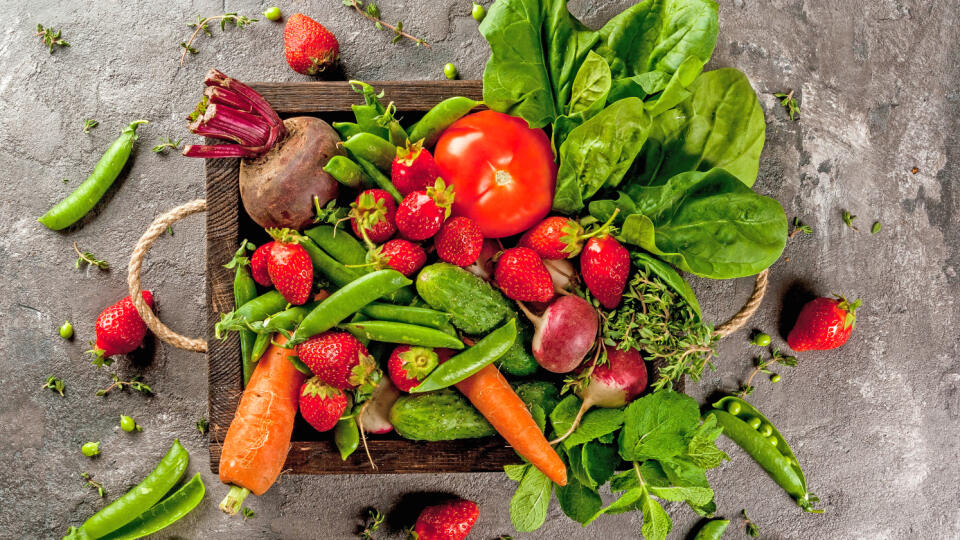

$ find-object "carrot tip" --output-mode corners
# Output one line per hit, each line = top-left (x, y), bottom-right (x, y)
(219, 485), (251, 515)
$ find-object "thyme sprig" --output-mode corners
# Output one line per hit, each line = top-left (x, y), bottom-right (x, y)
(739, 348), (797, 397)
(774, 90), (800, 120)
(343, 1), (430, 47)
(96, 374), (152, 397)
(42, 375), (66, 397)
(36, 24), (69, 53)
(152, 137), (182, 154)
(180, 13), (257, 66)
(82, 119), (98, 133)
(81, 472), (105, 497)
(74, 242), (109, 270)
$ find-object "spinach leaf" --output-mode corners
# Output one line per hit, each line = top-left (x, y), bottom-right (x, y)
(480, 0), (598, 128)
(553, 98), (651, 213)
(639, 68), (766, 187)
(509, 464), (553, 532)
(595, 0), (718, 80)
(568, 50), (612, 115)
(608, 56), (705, 118)
(611, 168), (788, 279)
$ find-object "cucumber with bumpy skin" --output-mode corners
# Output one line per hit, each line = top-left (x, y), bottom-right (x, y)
(497, 317), (539, 376)
(391, 389), (495, 440)
(415, 263), (514, 334)
(513, 380), (561, 416)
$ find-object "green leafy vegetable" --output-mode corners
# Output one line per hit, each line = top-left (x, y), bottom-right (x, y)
(510, 465), (552, 532)
(619, 390), (699, 462)
(556, 474), (603, 523)
(842, 209), (858, 231)
(82, 119), (98, 133)
(568, 50), (612, 116)
(774, 90), (800, 120)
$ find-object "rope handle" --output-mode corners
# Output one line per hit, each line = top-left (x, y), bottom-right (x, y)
(128, 199), (208, 353)
(127, 201), (767, 353)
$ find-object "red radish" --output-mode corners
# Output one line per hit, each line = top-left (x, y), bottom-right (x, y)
(358, 378), (402, 434)
(494, 247), (554, 303)
(518, 295), (598, 373)
(350, 189), (397, 243)
(435, 216), (484, 267)
(250, 241), (274, 286)
(465, 239), (499, 280)
(395, 178), (455, 240)
(543, 258), (576, 293)
(376, 239), (426, 277)
(392, 139), (441, 195)
(266, 228), (313, 305)
(553, 346), (647, 444)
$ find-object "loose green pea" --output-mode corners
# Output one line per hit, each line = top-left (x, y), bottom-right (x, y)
(472, 2), (486, 21)
(758, 423), (773, 437)
(120, 415), (141, 433)
(726, 401), (742, 415)
(81, 441), (100, 457)
(771, 373), (782, 383)
(768, 435), (779, 447)
(751, 332), (771, 347)
(263, 7), (282, 21)
(443, 63), (458, 80)
(59, 321), (73, 339)
(747, 417), (762, 430)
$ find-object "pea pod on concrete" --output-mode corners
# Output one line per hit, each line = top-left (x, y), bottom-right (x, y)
(99, 473), (205, 540)
(710, 396), (823, 513)
(407, 97), (480, 148)
(411, 319), (516, 393)
(341, 320), (464, 349)
(291, 269), (411, 343)
(39, 120), (148, 230)
(692, 519), (730, 540)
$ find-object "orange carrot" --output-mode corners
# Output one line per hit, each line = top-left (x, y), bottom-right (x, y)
(456, 364), (567, 486)
(218, 334), (305, 514)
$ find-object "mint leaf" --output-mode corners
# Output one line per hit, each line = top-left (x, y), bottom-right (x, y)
(647, 484), (714, 507)
(549, 394), (580, 437)
(609, 469), (639, 492)
(566, 445), (592, 487)
(529, 403), (546, 433)
(639, 460), (671, 487)
(556, 474), (603, 524)
(510, 465), (552, 532)
(619, 390), (700, 461)
(585, 486), (645, 524)
(686, 414), (728, 469)
(563, 408), (625, 449)
(504, 463), (527, 482)
(640, 490), (672, 540)
(581, 441), (619, 487)
(660, 457), (716, 516)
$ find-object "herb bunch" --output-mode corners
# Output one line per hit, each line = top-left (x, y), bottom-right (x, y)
(601, 265), (718, 391)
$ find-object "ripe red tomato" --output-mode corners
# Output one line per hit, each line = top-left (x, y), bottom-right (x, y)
(433, 111), (556, 238)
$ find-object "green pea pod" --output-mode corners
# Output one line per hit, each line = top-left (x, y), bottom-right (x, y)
(711, 397), (823, 513)
(334, 418), (360, 460)
(342, 132), (396, 171)
(692, 519), (730, 540)
(407, 97), (480, 147)
(333, 121), (363, 140)
(411, 319), (516, 393)
(323, 156), (372, 189)
(287, 355), (314, 376)
(99, 473), (205, 540)
(341, 320), (465, 349)
(346, 312), (371, 346)
(213, 290), (289, 340)
(300, 237), (365, 288)
(250, 304), (316, 362)
(291, 269), (411, 343)
(360, 302), (453, 330)
(39, 120), (148, 230)
(251, 332), (272, 364)
(226, 241), (259, 386)
(304, 225), (369, 266)
(353, 104), (390, 139)
(72, 440), (189, 538)
(353, 155), (403, 203)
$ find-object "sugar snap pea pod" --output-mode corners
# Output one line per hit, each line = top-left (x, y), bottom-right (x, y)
(333, 121), (363, 140)
(300, 237), (364, 288)
(334, 418), (360, 460)
(340, 320), (465, 349)
(250, 304), (316, 362)
(411, 319), (516, 393)
(407, 97), (480, 148)
(323, 156), (372, 189)
(692, 519), (730, 540)
(70, 440), (189, 539)
(291, 269), (411, 343)
(352, 155), (403, 203)
(98, 473), (205, 540)
(213, 290), (288, 340)
(352, 104), (390, 140)
(342, 132), (396, 171)
(711, 396), (823, 513)
(304, 225), (369, 266)
(39, 120), (148, 230)
(360, 302), (453, 330)
(225, 241), (259, 385)
(345, 312), (372, 346)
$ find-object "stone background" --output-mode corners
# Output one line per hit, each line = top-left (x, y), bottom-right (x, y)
(1, 0), (957, 538)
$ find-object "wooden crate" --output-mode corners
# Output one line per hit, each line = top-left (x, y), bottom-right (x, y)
(205, 80), (529, 474)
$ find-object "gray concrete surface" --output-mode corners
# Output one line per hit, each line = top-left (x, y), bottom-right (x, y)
(1, 0), (957, 538)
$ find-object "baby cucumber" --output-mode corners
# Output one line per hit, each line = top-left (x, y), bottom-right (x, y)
(416, 263), (514, 335)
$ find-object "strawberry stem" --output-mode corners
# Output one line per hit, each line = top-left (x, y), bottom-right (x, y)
(581, 208), (621, 240)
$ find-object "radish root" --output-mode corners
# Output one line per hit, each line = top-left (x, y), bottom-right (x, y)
(357, 400), (377, 470)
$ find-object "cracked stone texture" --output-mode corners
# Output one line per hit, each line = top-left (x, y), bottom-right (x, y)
(1, 0), (958, 538)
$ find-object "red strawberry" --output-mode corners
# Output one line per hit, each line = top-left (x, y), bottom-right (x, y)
(284, 14), (339, 75)
(350, 189), (397, 243)
(395, 178), (454, 241)
(266, 229), (313, 305)
(250, 241), (274, 286)
(89, 291), (154, 366)
(299, 376), (349, 432)
(494, 247), (554, 303)
(519, 216), (586, 259)
(388, 345), (440, 392)
(787, 295), (862, 351)
(581, 234), (630, 309)
(377, 238), (426, 277)
(435, 217), (483, 267)
(412, 499), (479, 540)
(392, 140), (441, 196)
(297, 331), (379, 390)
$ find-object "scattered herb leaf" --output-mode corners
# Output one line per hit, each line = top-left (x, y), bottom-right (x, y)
(96, 374), (152, 397)
(82, 119), (99, 133)
(196, 418), (209, 435)
(42, 375), (66, 397)
(789, 217), (813, 239)
(62, 178), (69, 184)
(871, 221), (882, 234)
(36, 24), (69, 53)
(739, 348), (797, 397)
(841, 210), (858, 231)
(81, 472), (105, 497)
(152, 137), (182, 154)
(773, 90), (800, 120)
(180, 13), (257, 66)
(358, 508), (385, 539)
(167, 225), (174, 236)
(241, 507), (256, 520)
(343, 1), (430, 47)
(74, 242), (109, 270)
(314, 197), (348, 225)
(743, 509), (760, 537)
